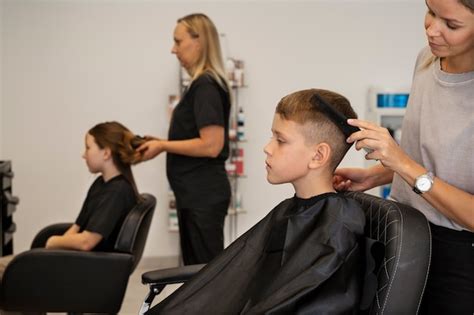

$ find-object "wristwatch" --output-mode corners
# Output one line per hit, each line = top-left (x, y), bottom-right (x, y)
(413, 172), (434, 194)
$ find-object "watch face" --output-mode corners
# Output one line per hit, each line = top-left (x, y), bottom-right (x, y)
(417, 177), (432, 192)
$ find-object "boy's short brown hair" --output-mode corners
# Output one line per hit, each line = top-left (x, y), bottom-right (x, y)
(276, 88), (357, 170)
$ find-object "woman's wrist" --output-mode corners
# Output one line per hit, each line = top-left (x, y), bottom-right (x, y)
(393, 155), (425, 187)
(369, 164), (393, 188)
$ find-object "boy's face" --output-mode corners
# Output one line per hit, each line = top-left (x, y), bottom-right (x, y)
(264, 114), (315, 186)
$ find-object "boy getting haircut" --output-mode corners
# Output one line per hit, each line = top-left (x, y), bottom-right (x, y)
(147, 89), (365, 315)
(276, 88), (357, 170)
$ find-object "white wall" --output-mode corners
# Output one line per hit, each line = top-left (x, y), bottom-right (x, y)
(1, 0), (426, 257)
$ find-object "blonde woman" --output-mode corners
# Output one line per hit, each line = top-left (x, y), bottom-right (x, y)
(138, 13), (231, 265)
(334, 0), (474, 313)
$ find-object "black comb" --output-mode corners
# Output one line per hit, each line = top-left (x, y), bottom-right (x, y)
(310, 94), (359, 138)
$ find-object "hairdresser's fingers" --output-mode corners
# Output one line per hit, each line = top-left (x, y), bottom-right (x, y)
(136, 143), (148, 153)
(358, 137), (396, 159)
(144, 135), (160, 141)
(332, 174), (345, 187)
(347, 128), (372, 144)
(139, 147), (155, 161)
(137, 142), (162, 161)
(347, 119), (382, 131)
(361, 139), (407, 170)
(364, 150), (380, 162)
(333, 179), (351, 192)
(354, 138), (381, 152)
(348, 127), (382, 141)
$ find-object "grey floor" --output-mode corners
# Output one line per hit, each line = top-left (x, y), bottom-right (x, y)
(120, 256), (182, 314)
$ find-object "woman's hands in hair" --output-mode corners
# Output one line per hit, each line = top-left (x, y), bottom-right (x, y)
(143, 135), (161, 141)
(346, 119), (411, 174)
(136, 139), (165, 161)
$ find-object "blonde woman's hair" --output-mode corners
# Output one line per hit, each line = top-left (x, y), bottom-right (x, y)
(419, 53), (437, 71)
(177, 13), (230, 93)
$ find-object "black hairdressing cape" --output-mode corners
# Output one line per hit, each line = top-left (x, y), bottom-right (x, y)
(148, 192), (365, 314)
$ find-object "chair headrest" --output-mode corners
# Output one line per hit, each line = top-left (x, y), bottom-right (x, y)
(343, 191), (431, 315)
(114, 193), (156, 262)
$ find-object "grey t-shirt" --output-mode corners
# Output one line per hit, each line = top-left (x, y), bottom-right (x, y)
(390, 47), (474, 231)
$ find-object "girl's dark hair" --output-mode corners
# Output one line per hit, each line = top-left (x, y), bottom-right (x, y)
(88, 121), (146, 200)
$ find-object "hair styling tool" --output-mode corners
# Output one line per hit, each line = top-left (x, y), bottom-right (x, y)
(310, 94), (373, 153)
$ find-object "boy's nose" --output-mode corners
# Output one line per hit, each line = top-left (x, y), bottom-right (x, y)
(263, 143), (271, 155)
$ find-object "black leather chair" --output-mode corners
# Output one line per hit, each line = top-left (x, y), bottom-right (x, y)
(346, 191), (431, 314)
(140, 192), (431, 314)
(0, 192), (156, 314)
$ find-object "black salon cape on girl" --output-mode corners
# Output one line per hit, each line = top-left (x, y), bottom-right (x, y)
(147, 193), (365, 314)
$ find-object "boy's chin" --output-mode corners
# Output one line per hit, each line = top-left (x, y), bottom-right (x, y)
(266, 176), (281, 185)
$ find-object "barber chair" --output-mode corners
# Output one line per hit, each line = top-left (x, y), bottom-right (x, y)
(140, 192), (431, 314)
(0, 193), (156, 314)
(346, 191), (431, 314)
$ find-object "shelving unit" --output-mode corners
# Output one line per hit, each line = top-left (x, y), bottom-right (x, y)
(366, 87), (409, 198)
(0, 160), (19, 256)
(226, 80), (247, 242)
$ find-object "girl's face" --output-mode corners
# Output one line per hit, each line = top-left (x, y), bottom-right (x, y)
(263, 114), (315, 187)
(82, 133), (107, 174)
(424, 0), (474, 63)
(171, 23), (201, 72)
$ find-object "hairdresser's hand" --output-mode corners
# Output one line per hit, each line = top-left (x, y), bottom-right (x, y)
(136, 140), (165, 161)
(333, 168), (373, 192)
(346, 119), (411, 173)
(143, 135), (161, 141)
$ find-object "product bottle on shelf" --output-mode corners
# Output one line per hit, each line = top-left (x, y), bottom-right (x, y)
(234, 60), (244, 87)
(237, 107), (245, 141)
(229, 114), (237, 141)
(235, 191), (242, 213)
(168, 189), (178, 232)
(235, 148), (244, 176)
(225, 58), (235, 87)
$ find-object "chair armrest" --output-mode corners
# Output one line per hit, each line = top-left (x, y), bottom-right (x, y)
(1, 248), (134, 313)
(142, 264), (206, 285)
(30, 223), (72, 248)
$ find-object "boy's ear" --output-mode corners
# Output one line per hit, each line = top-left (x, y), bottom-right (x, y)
(309, 142), (331, 169)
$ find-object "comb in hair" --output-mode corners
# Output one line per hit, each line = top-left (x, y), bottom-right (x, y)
(310, 94), (359, 138)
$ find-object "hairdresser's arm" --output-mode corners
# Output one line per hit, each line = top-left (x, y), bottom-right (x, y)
(138, 125), (225, 160)
(348, 118), (474, 231)
(333, 164), (393, 192)
(45, 230), (103, 251)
